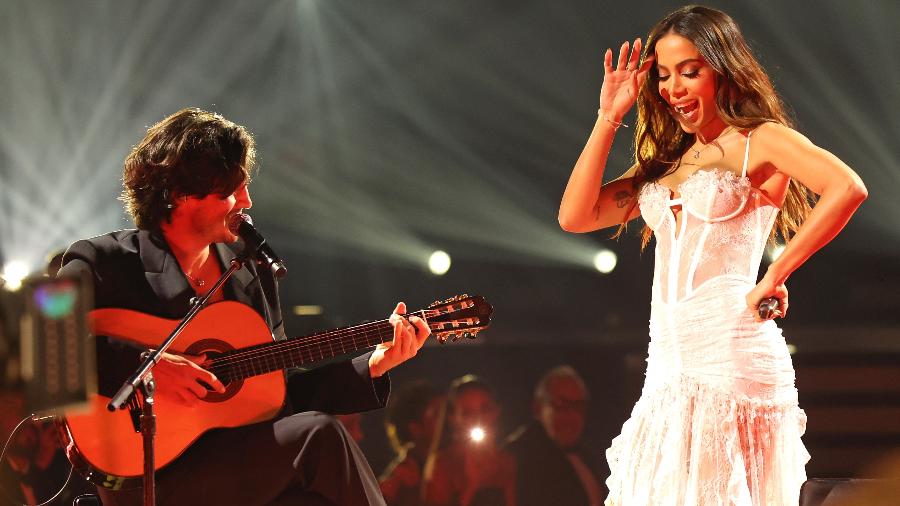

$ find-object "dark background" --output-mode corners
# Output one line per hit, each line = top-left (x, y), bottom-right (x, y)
(1, 0), (898, 488)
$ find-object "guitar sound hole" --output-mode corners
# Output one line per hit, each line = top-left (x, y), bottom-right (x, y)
(185, 339), (243, 403)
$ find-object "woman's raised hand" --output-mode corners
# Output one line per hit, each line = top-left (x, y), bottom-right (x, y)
(599, 38), (654, 122)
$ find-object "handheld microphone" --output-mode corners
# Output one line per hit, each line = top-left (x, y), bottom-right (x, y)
(758, 297), (779, 320)
(229, 213), (287, 279)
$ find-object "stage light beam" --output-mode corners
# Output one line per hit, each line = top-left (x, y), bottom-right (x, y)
(428, 250), (451, 276)
(2, 260), (31, 291)
(593, 250), (617, 274)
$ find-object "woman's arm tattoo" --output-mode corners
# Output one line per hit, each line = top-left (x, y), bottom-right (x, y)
(614, 190), (633, 208)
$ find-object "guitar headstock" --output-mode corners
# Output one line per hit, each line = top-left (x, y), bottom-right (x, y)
(421, 294), (492, 343)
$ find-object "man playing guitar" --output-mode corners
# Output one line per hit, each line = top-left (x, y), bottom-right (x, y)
(58, 108), (431, 505)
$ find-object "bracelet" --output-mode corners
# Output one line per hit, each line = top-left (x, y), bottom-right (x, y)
(597, 109), (629, 129)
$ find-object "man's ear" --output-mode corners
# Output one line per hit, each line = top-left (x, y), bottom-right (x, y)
(164, 189), (188, 209)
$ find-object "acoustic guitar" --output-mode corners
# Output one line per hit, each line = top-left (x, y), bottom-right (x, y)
(60, 295), (491, 488)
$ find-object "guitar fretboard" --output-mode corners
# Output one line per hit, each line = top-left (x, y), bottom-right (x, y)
(205, 313), (422, 381)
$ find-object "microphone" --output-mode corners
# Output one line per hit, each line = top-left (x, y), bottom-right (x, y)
(758, 297), (779, 320)
(229, 213), (287, 279)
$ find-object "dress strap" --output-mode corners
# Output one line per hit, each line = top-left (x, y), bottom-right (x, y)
(741, 130), (754, 178)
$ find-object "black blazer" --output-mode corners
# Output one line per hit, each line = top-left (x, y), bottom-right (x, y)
(59, 228), (389, 415)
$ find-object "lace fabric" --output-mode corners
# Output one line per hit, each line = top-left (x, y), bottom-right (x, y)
(606, 133), (809, 505)
(606, 375), (808, 506)
(639, 168), (779, 304)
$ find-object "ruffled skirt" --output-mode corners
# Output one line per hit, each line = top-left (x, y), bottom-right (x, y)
(605, 284), (810, 505)
(605, 375), (808, 505)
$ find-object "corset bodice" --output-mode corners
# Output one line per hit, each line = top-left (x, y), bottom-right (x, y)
(638, 131), (780, 304)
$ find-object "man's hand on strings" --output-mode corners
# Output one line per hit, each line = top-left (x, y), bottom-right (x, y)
(151, 352), (226, 407)
(369, 302), (430, 378)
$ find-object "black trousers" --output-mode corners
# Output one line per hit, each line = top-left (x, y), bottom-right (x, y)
(96, 412), (385, 506)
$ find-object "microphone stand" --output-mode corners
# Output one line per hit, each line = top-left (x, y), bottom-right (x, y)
(107, 254), (250, 506)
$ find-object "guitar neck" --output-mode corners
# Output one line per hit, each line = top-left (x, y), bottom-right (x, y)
(208, 312), (419, 381)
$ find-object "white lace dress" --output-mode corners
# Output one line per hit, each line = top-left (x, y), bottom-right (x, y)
(604, 132), (809, 505)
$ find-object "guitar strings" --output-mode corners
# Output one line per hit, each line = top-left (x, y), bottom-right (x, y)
(204, 308), (431, 366)
(203, 314), (482, 378)
(206, 321), (393, 372)
(204, 307), (479, 375)
(204, 303), (477, 368)
(205, 315), (472, 379)
(202, 307), (481, 377)
(202, 301), (480, 368)
(205, 316), (401, 368)
(207, 323), (483, 380)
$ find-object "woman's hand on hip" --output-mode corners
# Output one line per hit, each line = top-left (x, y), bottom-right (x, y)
(746, 274), (789, 321)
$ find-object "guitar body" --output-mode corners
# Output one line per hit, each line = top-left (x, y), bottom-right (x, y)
(62, 302), (285, 481)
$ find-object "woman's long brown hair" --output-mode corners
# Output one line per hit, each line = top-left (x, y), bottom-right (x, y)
(614, 5), (813, 248)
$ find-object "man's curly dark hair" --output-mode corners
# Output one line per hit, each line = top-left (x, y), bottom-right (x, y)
(120, 108), (256, 229)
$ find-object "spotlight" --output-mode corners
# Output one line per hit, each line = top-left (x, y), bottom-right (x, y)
(769, 244), (786, 262)
(786, 344), (798, 355)
(468, 426), (485, 443)
(593, 250), (617, 274)
(2, 261), (30, 291)
(428, 250), (451, 276)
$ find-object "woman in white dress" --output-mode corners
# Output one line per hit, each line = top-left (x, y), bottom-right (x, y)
(558, 5), (867, 505)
